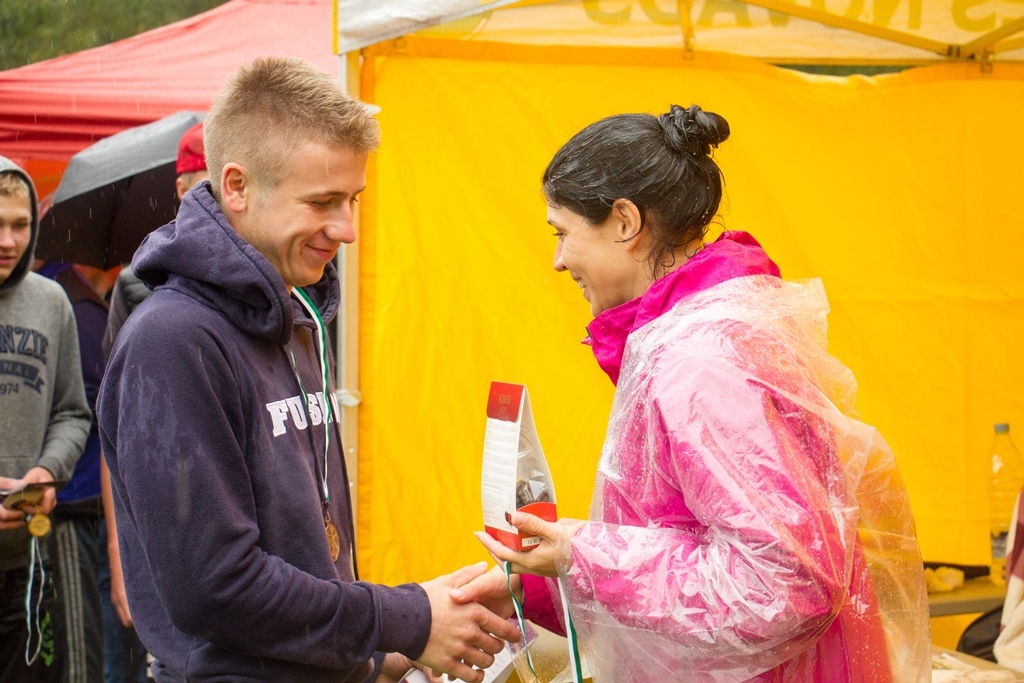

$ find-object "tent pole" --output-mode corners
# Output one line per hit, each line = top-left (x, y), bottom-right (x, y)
(676, 0), (696, 57)
(955, 16), (1024, 58)
(338, 49), (362, 533)
(995, 34), (1024, 55)
(737, 0), (952, 57)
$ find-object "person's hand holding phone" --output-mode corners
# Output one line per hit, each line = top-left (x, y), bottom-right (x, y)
(0, 467), (58, 530)
(22, 466), (58, 515)
(0, 475), (25, 530)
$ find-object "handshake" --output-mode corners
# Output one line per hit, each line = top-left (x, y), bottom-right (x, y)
(379, 562), (523, 683)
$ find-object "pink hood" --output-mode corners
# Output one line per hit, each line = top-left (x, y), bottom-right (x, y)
(585, 231), (780, 385)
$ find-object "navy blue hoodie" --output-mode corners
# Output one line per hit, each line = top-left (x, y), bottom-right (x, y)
(98, 182), (430, 682)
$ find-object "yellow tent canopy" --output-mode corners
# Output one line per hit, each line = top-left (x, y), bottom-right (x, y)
(332, 0), (1024, 586)
(337, 0), (1024, 65)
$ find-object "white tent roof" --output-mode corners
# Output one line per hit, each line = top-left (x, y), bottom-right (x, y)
(336, 0), (1024, 63)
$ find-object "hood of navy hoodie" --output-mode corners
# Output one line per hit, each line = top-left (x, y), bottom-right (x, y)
(132, 180), (339, 342)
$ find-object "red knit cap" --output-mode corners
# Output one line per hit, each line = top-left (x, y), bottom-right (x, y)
(176, 122), (206, 174)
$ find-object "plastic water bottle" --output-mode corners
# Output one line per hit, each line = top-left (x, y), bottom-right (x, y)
(989, 423), (1024, 584)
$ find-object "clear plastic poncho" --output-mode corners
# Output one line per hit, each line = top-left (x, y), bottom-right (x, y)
(547, 275), (929, 682)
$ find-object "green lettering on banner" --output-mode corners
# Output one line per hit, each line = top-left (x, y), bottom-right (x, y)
(810, 0), (864, 23)
(583, 0), (632, 24)
(579, 0), (944, 33)
(952, 0), (995, 31)
(640, 0), (682, 23)
(872, 0), (922, 28)
(697, 0), (753, 27)
(767, 8), (792, 26)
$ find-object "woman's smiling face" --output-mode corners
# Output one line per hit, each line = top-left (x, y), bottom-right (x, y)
(547, 201), (649, 317)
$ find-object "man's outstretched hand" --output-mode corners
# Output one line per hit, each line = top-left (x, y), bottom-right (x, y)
(417, 562), (522, 683)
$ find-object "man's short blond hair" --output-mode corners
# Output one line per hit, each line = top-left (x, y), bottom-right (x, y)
(204, 57), (380, 199)
(0, 171), (31, 200)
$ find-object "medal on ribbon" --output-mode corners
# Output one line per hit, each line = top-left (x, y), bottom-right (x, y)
(325, 510), (341, 562)
(27, 513), (51, 538)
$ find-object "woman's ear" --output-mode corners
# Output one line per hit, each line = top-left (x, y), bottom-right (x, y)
(611, 198), (643, 247)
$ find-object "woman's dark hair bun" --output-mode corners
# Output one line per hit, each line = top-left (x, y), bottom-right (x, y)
(658, 104), (730, 157)
(543, 103), (730, 274)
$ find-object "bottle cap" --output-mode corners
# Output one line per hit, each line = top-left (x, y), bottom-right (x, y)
(995, 423), (1010, 433)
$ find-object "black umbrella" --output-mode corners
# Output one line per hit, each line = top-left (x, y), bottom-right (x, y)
(37, 110), (205, 269)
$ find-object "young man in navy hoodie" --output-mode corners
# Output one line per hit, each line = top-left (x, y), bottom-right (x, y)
(98, 57), (519, 683)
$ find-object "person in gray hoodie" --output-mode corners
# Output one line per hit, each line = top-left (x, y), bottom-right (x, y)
(0, 156), (91, 681)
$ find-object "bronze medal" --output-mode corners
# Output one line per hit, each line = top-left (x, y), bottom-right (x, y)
(325, 511), (341, 562)
(27, 513), (51, 538)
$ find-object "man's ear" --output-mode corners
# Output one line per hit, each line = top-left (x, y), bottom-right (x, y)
(175, 177), (188, 201)
(220, 163), (251, 215)
(611, 198), (643, 248)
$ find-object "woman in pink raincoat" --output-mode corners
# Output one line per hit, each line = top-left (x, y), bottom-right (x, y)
(455, 105), (930, 682)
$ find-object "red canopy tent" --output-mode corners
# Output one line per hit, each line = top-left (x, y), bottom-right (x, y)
(0, 0), (336, 196)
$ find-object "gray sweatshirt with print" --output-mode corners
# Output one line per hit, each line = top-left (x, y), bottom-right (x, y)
(0, 155), (91, 571)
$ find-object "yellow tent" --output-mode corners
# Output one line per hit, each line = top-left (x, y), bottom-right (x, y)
(331, 0), (1024, 589)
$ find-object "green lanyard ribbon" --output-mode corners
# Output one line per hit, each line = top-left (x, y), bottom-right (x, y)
(291, 288), (334, 502)
(504, 562), (583, 682)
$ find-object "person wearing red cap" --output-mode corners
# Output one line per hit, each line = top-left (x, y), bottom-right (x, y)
(173, 122), (208, 201)
(97, 121), (209, 683)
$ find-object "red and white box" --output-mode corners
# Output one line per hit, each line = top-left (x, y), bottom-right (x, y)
(482, 381), (557, 551)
